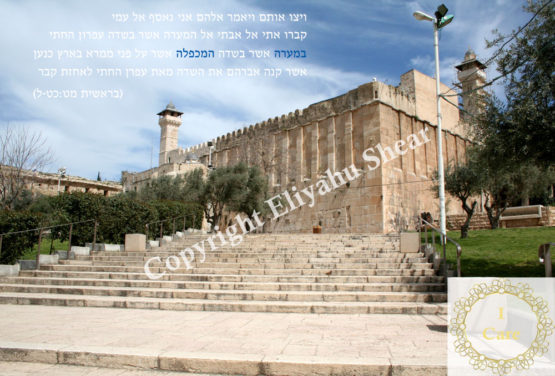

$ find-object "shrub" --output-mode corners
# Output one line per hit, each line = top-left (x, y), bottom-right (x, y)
(100, 196), (158, 243)
(147, 200), (203, 237)
(0, 211), (41, 264)
(48, 192), (104, 246)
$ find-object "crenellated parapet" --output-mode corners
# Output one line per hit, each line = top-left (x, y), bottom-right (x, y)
(186, 79), (420, 160)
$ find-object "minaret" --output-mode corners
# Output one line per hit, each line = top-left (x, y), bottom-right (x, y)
(455, 48), (487, 121)
(157, 101), (183, 166)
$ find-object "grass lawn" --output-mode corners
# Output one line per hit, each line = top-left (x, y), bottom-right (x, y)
(423, 227), (555, 277)
(20, 237), (69, 260)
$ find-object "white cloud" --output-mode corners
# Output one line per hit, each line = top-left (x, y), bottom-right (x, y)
(0, 0), (530, 180)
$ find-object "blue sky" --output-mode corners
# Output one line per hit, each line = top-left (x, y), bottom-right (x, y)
(0, 0), (528, 181)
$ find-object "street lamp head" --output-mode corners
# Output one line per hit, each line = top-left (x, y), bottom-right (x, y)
(437, 14), (454, 29)
(413, 11), (434, 22)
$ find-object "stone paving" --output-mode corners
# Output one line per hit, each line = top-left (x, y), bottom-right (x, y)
(0, 305), (447, 375)
(0, 361), (217, 376)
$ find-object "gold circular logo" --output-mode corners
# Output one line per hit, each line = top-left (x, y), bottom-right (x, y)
(450, 279), (554, 375)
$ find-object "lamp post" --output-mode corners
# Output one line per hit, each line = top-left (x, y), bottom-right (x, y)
(413, 5), (453, 239)
(57, 167), (66, 193)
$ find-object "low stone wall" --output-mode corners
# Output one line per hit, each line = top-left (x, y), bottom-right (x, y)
(447, 206), (555, 230)
(447, 213), (489, 230)
(547, 206), (555, 226)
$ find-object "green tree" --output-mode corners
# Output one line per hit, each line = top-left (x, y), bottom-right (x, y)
(49, 192), (104, 245)
(198, 163), (268, 230)
(228, 164), (268, 217)
(443, 161), (483, 238)
(0, 211), (41, 264)
(139, 175), (184, 201)
(476, 156), (553, 229)
(181, 168), (205, 203)
(478, 0), (554, 166)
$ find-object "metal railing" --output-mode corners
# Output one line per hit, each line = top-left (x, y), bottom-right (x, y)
(0, 219), (98, 270)
(538, 242), (553, 277)
(418, 217), (462, 279)
(144, 214), (198, 241)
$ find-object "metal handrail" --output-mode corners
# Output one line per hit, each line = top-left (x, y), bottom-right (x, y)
(419, 217), (462, 279)
(0, 219), (95, 237)
(144, 214), (197, 241)
(0, 219), (98, 270)
(538, 242), (553, 277)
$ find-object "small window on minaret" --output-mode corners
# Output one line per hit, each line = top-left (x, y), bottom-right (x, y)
(168, 157), (171, 163)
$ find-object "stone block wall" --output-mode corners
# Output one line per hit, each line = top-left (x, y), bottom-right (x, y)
(447, 206), (555, 231)
(207, 81), (471, 233)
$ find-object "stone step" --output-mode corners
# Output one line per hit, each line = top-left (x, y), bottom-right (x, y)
(0, 361), (217, 376)
(18, 270), (444, 283)
(87, 255), (426, 265)
(0, 284), (446, 302)
(38, 265), (438, 276)
(0, 277), (446, 292)
(166, 242), (400, 248)
(58, 260), (92, 265)
(0, 345), (445, 376)
(116, 238), (395, 244)
(93, 249), (401, 257)
(0, 292), (447, 314)
(90, 252), (424, 263)
(86, 261), (433, 269)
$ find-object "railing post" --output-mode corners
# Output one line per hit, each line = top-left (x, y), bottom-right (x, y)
(457, 246), (462, 277)
(67, 223), (73, 254)
(36, 228), (43, 270)
(546, 245), (552, 278)
(160, 222), (163, 240)
(172, 218), (176, 234)
(443, 234), (448, 283)
(418, 217), (422, 250)
(0, 234), (3, 260)
(92, 221), (98, 253)
(183, 216), (186, 232)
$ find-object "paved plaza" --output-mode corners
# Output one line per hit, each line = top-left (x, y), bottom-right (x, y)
(0, 305), (447, 375)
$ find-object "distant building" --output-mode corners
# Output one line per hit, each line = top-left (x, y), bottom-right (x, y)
(20, 168), (122, 197)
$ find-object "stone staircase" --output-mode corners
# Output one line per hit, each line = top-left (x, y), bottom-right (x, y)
(0, 233), (447, 314)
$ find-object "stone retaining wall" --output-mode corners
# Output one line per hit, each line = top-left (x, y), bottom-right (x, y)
(447, 206), (555, 230)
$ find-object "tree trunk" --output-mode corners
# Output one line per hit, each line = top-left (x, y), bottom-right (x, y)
(484, 204), (506, 229)
(461, 200), (477, 239)
(485, 205), (498, 229)
(483, 194), (502, 229)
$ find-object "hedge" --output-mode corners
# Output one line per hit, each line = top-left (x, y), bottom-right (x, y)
(0, 211), (41, 265)
(0, 193), (205, 261)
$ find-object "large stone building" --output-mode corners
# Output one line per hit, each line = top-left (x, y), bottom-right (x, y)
(123, 51), (486, 233)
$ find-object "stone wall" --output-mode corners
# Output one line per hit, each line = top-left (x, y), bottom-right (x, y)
(447, 213), (489, 230)
(204, 78), (471, 233)
(447, 206), (555, 231)
(21, 170), (121, 197)
(122, 161), (206, 192)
